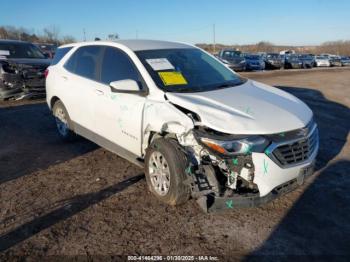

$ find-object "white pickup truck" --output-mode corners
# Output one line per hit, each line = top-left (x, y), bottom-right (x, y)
(46, 40), (318, 212)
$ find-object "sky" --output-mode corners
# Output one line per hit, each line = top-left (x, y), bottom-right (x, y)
(1, 0), (350, 46)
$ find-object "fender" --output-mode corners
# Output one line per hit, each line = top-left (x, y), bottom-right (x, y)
(141, 100), (194, 155)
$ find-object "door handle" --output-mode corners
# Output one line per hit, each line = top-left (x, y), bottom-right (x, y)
(95, 89), (104, 96)
(61, 75), (68, 81)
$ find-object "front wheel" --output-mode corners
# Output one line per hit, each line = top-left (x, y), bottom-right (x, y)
(52, 100), (76, 141)
(145, 138), (191, 206)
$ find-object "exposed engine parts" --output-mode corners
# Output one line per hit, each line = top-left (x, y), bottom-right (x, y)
(178, 129), (259, 199)
(0, 59), (49, 100)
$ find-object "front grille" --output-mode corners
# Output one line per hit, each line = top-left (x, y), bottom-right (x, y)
(272, 126), (318, 166)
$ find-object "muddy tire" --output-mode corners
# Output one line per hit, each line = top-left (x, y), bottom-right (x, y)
(52, 100), (76, 141)
(145, 138), (191, 206)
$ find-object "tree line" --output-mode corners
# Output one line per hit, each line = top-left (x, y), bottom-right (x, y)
(1, 25), (350, 56)
(0, 25), (75, 45)
(197, 40), (350, 56)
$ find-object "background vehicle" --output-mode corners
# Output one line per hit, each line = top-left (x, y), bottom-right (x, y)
(35, 43), (57, 58)
(46, 40), (318, 212)
(340, 56), (350, 66)
(244, 54), (265, 70)
(0, 40), (51, 100)
(329, 56), (342, 67)
(218, 49), (246, 71)
(314, 55), (330, 67)
(284, 54), (303, 69)
(265, 53), (283, 69)
(298, 54), (314, 68)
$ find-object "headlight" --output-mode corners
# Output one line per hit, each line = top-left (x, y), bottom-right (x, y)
(199, 135), (269, 156)
(240, 60), (246, 64)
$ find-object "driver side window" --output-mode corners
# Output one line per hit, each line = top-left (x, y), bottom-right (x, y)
(100, 47), (140, 85)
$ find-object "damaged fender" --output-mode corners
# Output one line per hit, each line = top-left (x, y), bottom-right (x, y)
(142, 100), (194, 155)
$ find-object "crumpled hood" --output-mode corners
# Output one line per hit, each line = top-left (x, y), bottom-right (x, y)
(166, 80), (313, 135)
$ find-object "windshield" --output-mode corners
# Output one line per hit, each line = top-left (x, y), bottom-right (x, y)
(245, 55), (260, 60)
(267, 54), (279, 59)
(136, 48), (246, 93)
(0, 42), (45, 59)
(222, 50), (243, 58)
(316, 56), (327, 59)
(299, 55), (312, 59)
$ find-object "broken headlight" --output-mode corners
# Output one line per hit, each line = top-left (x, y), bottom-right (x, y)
(199, 136), (269, 156)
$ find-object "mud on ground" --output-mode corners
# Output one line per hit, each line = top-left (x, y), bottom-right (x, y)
(1, 68), (350, 261)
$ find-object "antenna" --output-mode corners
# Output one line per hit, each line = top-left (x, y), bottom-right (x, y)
(213, 24), (216, 53)
(83, 28), (86, 41)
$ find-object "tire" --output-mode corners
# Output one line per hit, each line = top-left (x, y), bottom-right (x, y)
(145, 138), (191, 206)
(52, 100), (77, 141)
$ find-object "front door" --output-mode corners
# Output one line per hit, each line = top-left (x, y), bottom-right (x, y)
(93, 46), (146, 156)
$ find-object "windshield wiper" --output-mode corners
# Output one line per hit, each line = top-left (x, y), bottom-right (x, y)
(215, 81), (242, 89)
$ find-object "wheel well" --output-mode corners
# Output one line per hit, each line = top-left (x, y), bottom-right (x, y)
(50, 96), (60, 109)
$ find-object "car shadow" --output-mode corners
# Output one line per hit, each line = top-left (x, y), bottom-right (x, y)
(246, 160), (350, 259)
(0, 102), (98, 184)
(0, 173), (144, 252)
(245, 86), (350, 258)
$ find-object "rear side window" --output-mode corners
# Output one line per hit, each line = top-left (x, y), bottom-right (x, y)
(64, 45), (103, 81)
(100, 47), (140, 85)
(51, 47), (72, 65)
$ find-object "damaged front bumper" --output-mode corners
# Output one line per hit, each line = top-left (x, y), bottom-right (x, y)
(184, 121), (319, 212)
(197, 157), (315, 212)
(0, 59), (49, 100)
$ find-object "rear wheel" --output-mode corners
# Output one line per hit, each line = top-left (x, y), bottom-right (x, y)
(52, 100), (76, 141)
(145, 138), (191, 206)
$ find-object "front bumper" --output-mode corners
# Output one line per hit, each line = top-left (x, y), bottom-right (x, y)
(197, 124), (319, 212)
(266, 61), (282, 69)
(331, 62), (342, 67)
(199, 162), (314, 212)
(247, 64), (264, 70)
(316, 62), (330, 67)
(229, 64), (246, 71)
(0, 84), (45, 100)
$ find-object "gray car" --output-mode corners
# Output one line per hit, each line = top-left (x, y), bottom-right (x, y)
(218, 49), (246, 71)
(0, 40), (51, 100)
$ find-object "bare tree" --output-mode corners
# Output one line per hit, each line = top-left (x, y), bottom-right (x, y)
(43, 25), (60, 44)
(61, 35), (76, 44)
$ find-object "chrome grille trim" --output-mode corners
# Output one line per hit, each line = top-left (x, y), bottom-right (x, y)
(266, 124), (319, 168)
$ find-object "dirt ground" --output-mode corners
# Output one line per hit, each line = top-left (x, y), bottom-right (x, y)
(1, 67), (349, 261)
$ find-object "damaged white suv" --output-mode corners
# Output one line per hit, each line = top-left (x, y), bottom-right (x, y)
(46, 40), (319, 212)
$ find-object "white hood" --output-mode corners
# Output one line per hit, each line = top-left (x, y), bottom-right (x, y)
(166, 80), (313, 135)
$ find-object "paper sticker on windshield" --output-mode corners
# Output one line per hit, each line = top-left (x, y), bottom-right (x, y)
(146, 58), (174, 71)
(0, 50), (10, 56)
(158, 71), (188, 86)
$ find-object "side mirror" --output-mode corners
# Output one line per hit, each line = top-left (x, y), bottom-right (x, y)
(109, 79), (142, 93)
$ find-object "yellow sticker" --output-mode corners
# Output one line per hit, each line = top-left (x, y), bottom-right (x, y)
(158, 71), (188, 86)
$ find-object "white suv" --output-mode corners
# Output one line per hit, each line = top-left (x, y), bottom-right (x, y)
(46, 40), (318, 212)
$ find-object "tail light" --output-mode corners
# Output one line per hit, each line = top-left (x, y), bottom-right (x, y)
(44, 69), (49, 78)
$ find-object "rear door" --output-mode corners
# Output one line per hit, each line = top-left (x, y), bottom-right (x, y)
(93, 46), (147, 156)
(61, 45), (103, 131)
